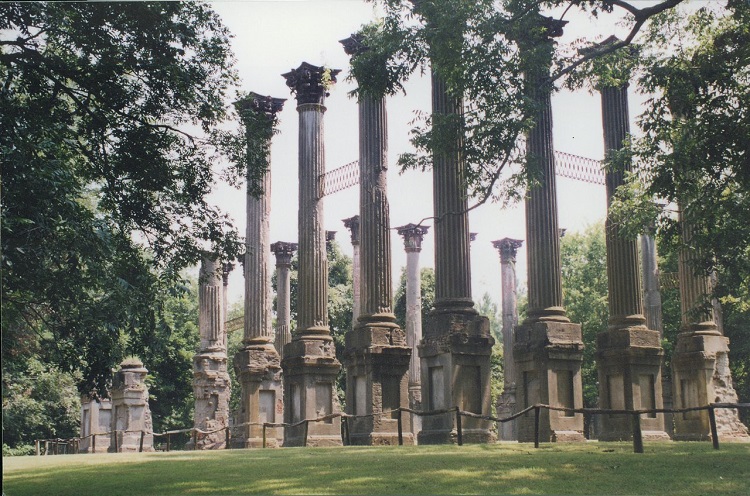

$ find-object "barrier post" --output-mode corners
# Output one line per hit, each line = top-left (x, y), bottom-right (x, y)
(263, 424), (267, 448)
(708, 406), (720, 450)
(166, 433), (171, 452)
(113, 431), (119, 453)
(302, 420), (309, 448)
(534, 406), (541, 449)
(192, 429), (198, 450)
(139, 431), (145, 452)
(455, 407), (463, 446)
(92, 434), (96, 453)
(631, 412), (644, 453)
(225, 426), (230, 449)
(397, 410), (403, 446)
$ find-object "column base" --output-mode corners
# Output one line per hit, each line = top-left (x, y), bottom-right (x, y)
(672, 332), (749, 442)
(191, 351), (231, 449)
(344, 323), (414, 446)
(515, 320), (585, 443)
(234, 343), (284, 448)
(282, 336), (342, 447)
(418, 309), (496, 445)
(596, 326), (669, 441)
(496, 388), (517, 441)
(409, 384), (423, 443)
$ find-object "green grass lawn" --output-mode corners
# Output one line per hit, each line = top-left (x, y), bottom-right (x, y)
(3, 442), (749, 495)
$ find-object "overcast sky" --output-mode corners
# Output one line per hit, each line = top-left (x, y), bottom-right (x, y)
(207, 0), (649, 310)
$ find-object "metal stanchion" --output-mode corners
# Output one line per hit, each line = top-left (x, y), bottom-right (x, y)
(397, 410), (403, 446)
(708, 406), (720, 450)
(534, 406), (541, 448)
(455, 408), (463, 446)
(631, 412), (644, 454)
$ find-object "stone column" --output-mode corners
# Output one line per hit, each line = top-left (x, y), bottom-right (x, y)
(640, 232), (663, 336)
(596, 82), (668, 441)
(110, 358), (153, 452)
(512, 16), (585, 443)
(233, 93), (285, 448)
(492, 238), (523, 441)
(397, 223), (430, 441)
(190, 257), (232, 449)
(281, 62), (343, 447)
(341, 35), (413, 445)
(271, 241), (297, 358)
(343, 215), (361, 327)
(416, 75), (494, 445)
(672, 207), (749, 441)
(222, 263), (233, 350)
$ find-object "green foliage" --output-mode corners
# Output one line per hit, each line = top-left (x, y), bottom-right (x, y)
(560, 223), (609, 408)
(2, 357), (81, 451)
(1, 2), (242, 395)
(476, 292), (502, 342)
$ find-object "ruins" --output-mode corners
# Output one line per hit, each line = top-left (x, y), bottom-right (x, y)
(110, 358), (154, 452)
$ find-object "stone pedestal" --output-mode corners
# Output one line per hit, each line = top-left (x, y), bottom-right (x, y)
(233, 93), (286, 448)
(397, 223), (430, 441)
(79, 397), (111, 453)
(341, 36), (413, 445)
(282, 62), (343, 447)
(595, 78), (667, 440)
(672, 332), (749, 441)
(110, 359), (153, 452)
(514, 322), (585, 442)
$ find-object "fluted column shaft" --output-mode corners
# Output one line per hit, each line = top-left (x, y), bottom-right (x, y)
(359, 97), (395, 320)
(677, 207), (717, 332)
(272, 242), (297, 356)
(601, 85), (647, 328)
(641, 233), (663, 336)
(523, 60), (566, 322)
(431, 74), (473, 310)
(398, 225), (429, 387)
(199, 257), (225, 350)
(297, 103), (329, 336)
(245, 154), (273, 344)
(494, 239), (523, 388)
(343, 215), (362, 326)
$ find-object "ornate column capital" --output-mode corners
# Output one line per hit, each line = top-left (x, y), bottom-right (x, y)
(234, 92), (286, 120)
(282, 62), (341, 106)
(339, 33), (367, 56)
(270, 241), (298, 268)
(492, 238), (524, 263)
(396, 223), (430, 253)
(222, 262), (234, 286)
(325, 230), (337, 249)
(470, 232), (478, 243)
(342, 215), (360, 246)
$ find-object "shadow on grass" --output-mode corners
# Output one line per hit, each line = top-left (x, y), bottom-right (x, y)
(3, 443), (749, 495)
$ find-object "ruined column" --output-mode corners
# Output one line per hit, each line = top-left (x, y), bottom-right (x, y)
(271, 241), (297, 358)
(233, 93), (285, 448)
(343, 215), (361, 327)
(190, 257), (232, 449)
(512, 16), (585, 442)
(110, 358), (153, 452)
(281, 62), (343, 447)
(397, 223), (430, 441)
(492, 238), (523, 441)
(341, 35), (413, 445)
(596, 77), (668, 441)
(672, 207), (749, 441)
(79, 396), (111, 453)
(417, 56), (494, 446)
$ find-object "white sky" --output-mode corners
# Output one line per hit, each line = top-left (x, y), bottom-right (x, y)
(207, 0), (651, 309)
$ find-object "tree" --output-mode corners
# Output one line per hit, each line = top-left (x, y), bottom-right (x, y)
(1, 2), (243, 395)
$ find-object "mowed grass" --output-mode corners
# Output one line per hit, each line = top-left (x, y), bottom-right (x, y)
(3, 442), (749, 495)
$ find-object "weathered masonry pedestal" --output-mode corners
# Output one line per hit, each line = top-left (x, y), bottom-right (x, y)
(110, 359), (154, 452)
(493, 238), (523, 441)
(596, 70), (668, 441)
(191, 257), (231, 449)
(397, 223), (430, 441)
(233, 93), (285, 448)
(79, 397), (112, 453)
(341, 35), (412, 445)
(513, 16), (584, 443)
(282, 62), (343, 447)
(672, 209), (749, 441)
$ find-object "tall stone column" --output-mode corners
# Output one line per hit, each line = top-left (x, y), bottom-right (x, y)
(341, 35), (413, 445)
(191, 257), (231, 449)
(596, 82), (668, 441)
(222, 263), (233, 349)
(233, 93), (285, 448)
(672, 207), (749, 441)
(416, 76), (494, 445)
(492, 238), (523, 441)
(271, 241), (297, 358)
(281, 62), (343, 447)
(640, 232), (663, 336)
(512, 16), (585, 443)
(397, 223), (430, 441)
(343, 215), (361, 327)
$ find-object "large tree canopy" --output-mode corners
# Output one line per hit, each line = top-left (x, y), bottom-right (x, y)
(1, 2), (243, 395)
